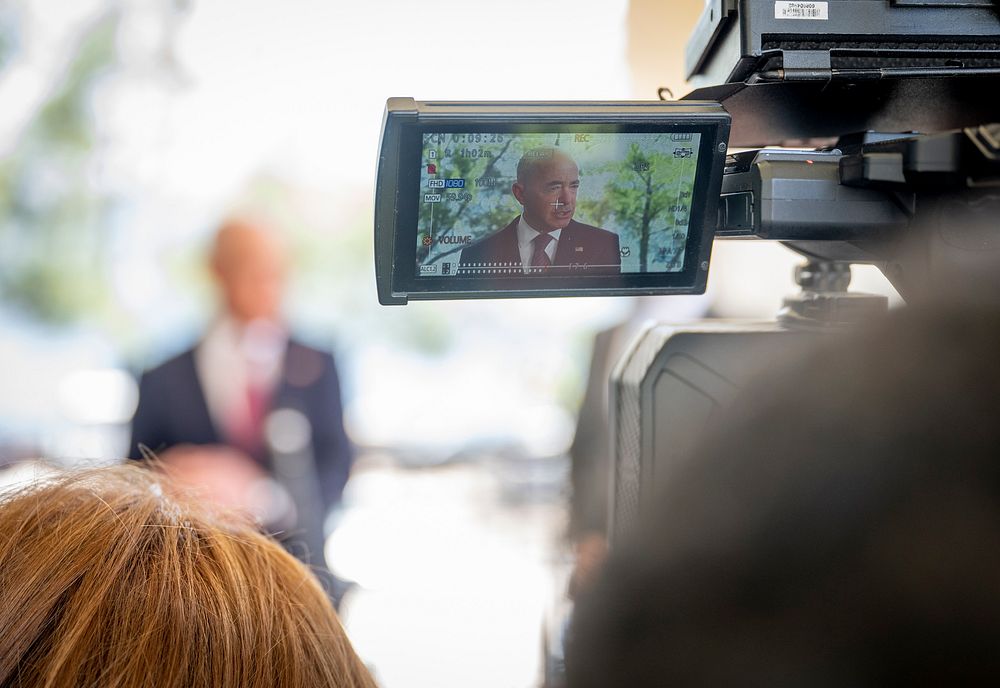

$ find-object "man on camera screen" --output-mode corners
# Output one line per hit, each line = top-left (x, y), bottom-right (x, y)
(458, 147), (621, 275)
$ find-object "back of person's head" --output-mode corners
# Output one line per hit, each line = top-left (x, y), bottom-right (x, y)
(0, 463), (375, 688)
(567, 304), (1000, 687)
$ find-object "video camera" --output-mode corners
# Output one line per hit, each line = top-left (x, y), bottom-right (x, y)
(374, 1), (1000, 536)
(612, 0), (1000, 537)
(376, 0), (1000, 307)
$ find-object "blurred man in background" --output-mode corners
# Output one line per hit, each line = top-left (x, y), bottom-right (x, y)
(129, 218), (353, 589)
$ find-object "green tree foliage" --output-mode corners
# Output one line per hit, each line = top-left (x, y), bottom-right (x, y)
(580, 139), (696, 273)
(0, 13), (118, 324)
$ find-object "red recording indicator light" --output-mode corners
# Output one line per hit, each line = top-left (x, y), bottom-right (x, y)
(427, 163), (437, 174)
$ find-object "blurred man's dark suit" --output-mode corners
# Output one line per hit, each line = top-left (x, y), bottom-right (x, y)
(458, 217), (621, 274)
(129, 339), (353, 530)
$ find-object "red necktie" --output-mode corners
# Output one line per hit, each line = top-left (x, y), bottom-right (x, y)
(531, 233), (553, 271)
(231, 380), (270, 459)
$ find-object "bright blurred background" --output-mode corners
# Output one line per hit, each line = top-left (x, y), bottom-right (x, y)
(0, 0), (900, 685)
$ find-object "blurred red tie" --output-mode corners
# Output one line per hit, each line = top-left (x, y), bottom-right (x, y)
(230, 380), (270, 459)
(531, 233), (553, 270)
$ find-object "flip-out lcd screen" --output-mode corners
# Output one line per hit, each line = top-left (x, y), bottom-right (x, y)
(375, 99), (730, 304)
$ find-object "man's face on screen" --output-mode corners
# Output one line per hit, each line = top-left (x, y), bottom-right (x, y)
(512, 153), (580, 233)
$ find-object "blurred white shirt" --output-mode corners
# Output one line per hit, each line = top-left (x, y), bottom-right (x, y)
(195, 315), (287, 439)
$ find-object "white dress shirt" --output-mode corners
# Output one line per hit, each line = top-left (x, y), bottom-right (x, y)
(194, 316), (287, 439)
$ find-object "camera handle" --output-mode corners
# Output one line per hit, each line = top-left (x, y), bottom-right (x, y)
(778, 258), (888, 330)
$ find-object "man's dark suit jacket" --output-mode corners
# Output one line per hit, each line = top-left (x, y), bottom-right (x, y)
(128, 339), (353, 513)
(458, 217), (621, 275)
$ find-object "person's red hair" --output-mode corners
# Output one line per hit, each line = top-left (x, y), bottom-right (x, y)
(0, 463), (376, 688)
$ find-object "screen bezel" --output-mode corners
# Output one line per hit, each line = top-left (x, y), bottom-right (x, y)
(375, 101), (731, 304)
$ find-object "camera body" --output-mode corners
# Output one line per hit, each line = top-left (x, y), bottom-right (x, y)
(372, 1), (1000, 538)
(686, 0), (1000, 146)
(608, 0), (1000, 536)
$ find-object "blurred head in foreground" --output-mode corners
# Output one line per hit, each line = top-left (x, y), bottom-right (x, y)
(0, 464), (375, 688)
(568, 305), (1000, 686)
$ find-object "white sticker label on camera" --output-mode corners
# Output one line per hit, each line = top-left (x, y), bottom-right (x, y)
(775, 1), (828, 20)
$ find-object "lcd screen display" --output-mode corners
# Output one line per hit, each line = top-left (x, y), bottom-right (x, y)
(413, 132), (703, 280)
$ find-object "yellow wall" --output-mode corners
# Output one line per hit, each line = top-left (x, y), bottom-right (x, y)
(627, 0), (705, 99)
